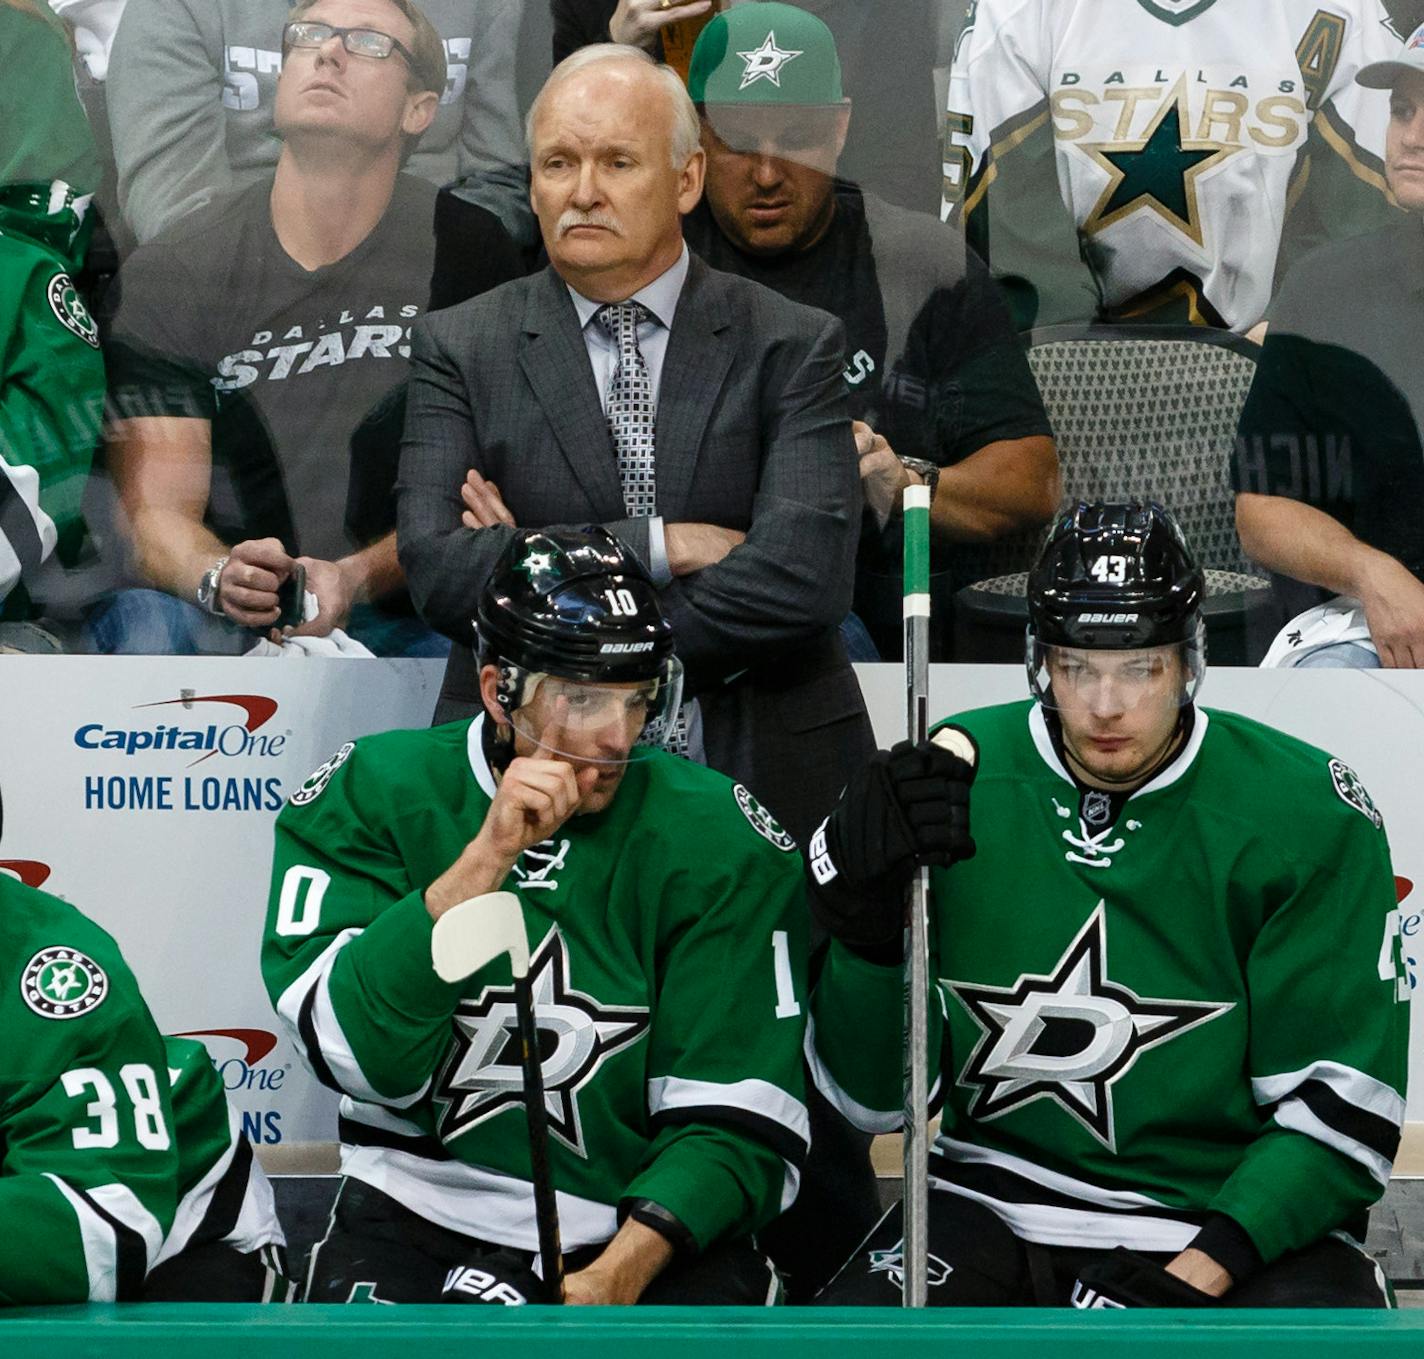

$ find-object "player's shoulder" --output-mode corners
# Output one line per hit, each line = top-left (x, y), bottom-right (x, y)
(283, 721), (474, 816)
(1200, 707), (1387, 835)
(626, 752), (802, 860)
(934, 698), (1037, 759)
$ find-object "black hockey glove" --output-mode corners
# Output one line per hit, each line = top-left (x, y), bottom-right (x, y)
(439, 1251), (546, 1305)
(1069, 1249), (1214, 1309)
(805, 728), (978, 961)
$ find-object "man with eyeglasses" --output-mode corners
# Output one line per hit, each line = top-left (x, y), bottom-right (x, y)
(106, 0), (531, 249)
(96, 0), (521, 658)
(805, 501), (1406, 1308)
(266, 527), (810, 1304)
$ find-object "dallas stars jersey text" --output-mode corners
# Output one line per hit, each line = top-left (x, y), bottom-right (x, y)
(263, 719), (811, 1255)
(810, 701), (1407, 1265)
(0, 877), (177, 1303)
(943, 0), (1401, 329)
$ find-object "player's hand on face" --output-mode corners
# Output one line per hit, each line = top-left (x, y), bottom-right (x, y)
(220, 538), (294, 628)
(1359, 559), (1424, 668)
(481, 704), (600, 860)
(461, 469), (517, 530)
(854, 420), (911, 530)
(609, 0), (713, 49)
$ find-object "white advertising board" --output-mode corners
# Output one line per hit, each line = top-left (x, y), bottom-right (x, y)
(1, 658), (1419, 1158)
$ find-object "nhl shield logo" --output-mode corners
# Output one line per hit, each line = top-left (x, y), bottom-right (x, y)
(1329, 759), (1383, 829)
(22, 947), (109, 1019)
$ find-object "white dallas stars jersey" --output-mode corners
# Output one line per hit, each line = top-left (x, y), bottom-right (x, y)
(943, 0), (1401, 329)
(810, 700), (1407, 1266)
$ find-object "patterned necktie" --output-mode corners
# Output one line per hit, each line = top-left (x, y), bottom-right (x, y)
(595, 301), (691, 759)
(596, 301), (657, 518)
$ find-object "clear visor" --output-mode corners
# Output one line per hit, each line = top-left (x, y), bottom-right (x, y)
(508, 657), (684, 767)
(1027, 635), (1204, 713)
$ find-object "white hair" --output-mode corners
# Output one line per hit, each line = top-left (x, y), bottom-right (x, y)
(526, 43), (702, 170)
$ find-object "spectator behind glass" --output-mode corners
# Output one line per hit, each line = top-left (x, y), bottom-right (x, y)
(94, 0), (522, 658)
(105, 0), (533, 249)
(1233, 23), (1424, 671)
(944, 0), (1404, 332)
(0, 0), (104, 652)
(550, 0), (942, 214)
(682, 2), (1059, 661)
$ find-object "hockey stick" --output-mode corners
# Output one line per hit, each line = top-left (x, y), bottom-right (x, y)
(433, 892), (565, 1303)
(901, 483), (932, 1308)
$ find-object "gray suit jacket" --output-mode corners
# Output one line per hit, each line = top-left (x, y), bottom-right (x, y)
(396, 254), (872, 842)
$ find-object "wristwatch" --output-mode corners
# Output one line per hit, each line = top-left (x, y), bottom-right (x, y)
(196, 555), (230, 615)
(897, 456), (940, 499)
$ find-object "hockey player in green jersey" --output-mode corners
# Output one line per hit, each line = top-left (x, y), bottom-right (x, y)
(808, 501), (1407, 1307)
(143, 1037), (290, 1301)
(0, 875), (177, 1304)
(264, 527), (811, 1305)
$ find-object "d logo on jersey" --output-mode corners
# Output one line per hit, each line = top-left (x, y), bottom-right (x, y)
(434, 927), (649, 1157)
(946, 903), (1232, 1150)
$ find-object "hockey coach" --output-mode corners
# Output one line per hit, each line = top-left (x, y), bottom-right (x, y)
(263, 526), (810, 1305)
(806, 501), (1407, 1307)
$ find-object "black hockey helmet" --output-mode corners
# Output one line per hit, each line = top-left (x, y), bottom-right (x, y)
(476, 527), (683, 758)
(1027, 501), (1206, 706)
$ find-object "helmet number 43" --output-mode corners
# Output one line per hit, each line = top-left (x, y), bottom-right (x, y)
(1090, 555), (1128, 584)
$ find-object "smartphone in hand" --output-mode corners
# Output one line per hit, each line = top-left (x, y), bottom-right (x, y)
(274, 563), (307, 630)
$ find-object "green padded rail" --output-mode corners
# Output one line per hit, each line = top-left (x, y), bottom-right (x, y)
(6, 1306), (1424, 1359)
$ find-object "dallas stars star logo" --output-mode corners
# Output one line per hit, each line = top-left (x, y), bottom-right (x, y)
(737, 32), (803, 90)
(517, 550), (554, 581)
(945, 902), (1232, 1150)
(434, 926), (649, 1157)
(1079, 79), (1238, 249)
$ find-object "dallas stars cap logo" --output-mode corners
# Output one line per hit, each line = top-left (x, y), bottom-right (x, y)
(21, 946), (109, 1019)
(516, 550), (555, 582)
(737, 31), (803, 90)
(434, 926), (649, 1157)
(946, 902), (1232, 1150)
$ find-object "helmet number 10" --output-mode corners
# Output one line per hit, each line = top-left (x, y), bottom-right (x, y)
(605, 588), (638, 617)
(1091, 555), (1128, 584)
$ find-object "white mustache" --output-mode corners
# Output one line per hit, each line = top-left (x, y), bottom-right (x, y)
(557, 208), (624, 237)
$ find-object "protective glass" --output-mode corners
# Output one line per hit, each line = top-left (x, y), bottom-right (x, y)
(282, 21), (416, 67)
(703, 105), (845, 174)
(1027, 636), (1205, 713)
(509, 658), (685, 766)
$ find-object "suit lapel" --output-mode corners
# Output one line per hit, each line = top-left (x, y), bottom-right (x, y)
(517, 268), (625, 516)
(655, 256), (735, 521)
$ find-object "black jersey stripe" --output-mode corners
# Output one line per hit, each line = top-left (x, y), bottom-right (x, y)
(296, 981), (346, 1097)
(0, 467), (44, 578)
(928, 1151), (1205, 1226)
(1289, 1081), (1402, 1165)
(189, 1134), (256, 1249)
(337, 1113), (451, 1162)
(78, 1188), (149, 1301)
(649, 1105), (809, 1169)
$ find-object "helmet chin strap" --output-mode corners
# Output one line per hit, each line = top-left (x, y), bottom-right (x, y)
(481, 708), (517, 778)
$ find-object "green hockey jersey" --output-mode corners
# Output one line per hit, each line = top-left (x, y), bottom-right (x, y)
(152, 1036), (285, 1271)
(262, 718), (811, 1254)
(0, 876), (176, 1303)
(811, 700), (1407, 1266)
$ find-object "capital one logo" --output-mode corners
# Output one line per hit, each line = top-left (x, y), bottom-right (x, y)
(74, 694), (284, 767)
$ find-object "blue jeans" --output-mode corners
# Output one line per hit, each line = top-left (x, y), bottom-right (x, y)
(85, 589), (452, 658)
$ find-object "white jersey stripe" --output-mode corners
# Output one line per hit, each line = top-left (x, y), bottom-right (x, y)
(934, 1134), (1174, 1211)
(341, 1145), (618, 1251)
(1271, 1099), (1393, 1187)
(804, 1016), (903, 1135)
(646, 1074), (811, 1150)
(1252, 1060), (1406, 1126)
(275, 926), (428, 1109)
(88, 1182), (167, 1271)
(152, 1112), (240, 1265)
(930, 1175), (1199, 1253)
(43, 1174), (119, 1301)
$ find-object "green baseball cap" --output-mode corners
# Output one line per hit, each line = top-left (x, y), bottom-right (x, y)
(687, 3), (846, 108)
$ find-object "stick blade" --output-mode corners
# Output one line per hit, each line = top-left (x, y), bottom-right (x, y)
(431, 891), (530, 983)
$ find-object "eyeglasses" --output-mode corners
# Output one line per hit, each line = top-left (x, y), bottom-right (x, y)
(282, 20), (417, 70)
